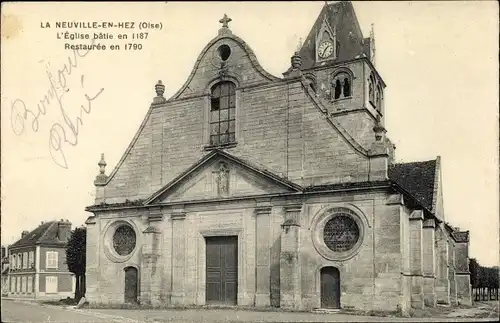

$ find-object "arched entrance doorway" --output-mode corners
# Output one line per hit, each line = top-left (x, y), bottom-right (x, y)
(124, 266), (138, 303)
(320, 266), (340, 309)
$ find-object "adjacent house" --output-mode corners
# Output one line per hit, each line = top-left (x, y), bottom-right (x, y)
(1, 245), (9, 296)
(8, 220), (76, 299)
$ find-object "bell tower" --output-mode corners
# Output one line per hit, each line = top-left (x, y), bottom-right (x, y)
(286, 1), (391, 151)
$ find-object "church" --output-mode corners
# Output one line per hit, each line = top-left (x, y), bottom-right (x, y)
(85, 2), (472, 314)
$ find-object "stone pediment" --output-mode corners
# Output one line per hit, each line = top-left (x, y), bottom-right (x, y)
(144, 150), (302, 205)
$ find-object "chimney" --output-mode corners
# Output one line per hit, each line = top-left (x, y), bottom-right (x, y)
(57, 220), (72, 242)
(21, 231), (29, 238)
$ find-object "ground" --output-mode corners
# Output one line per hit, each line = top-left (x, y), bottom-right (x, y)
(1, 299), (498, 323)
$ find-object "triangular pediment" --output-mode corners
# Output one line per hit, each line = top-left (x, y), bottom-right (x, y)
(144, 150), (302, 205)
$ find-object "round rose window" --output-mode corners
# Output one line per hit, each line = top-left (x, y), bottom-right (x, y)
(323, 214), (360, 252)
(112, 225), (136, 256)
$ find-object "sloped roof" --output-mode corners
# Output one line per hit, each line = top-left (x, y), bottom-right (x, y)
(9, 221), (69, 249)
(294, 1), (371, 71)
(388, 159), (437, 212)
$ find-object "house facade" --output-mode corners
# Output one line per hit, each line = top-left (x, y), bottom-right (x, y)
(1, 245), (9, 296)
(7, 220), (75, 299)
(84, 2), (472, 314)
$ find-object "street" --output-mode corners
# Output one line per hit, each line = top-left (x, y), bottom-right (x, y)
(1, 299), (498, 323)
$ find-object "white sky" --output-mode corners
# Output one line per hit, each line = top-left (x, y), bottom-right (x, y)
(1, 1), (499, 267)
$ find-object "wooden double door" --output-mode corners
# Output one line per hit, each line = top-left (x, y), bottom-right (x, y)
(205, 236), (238, 305)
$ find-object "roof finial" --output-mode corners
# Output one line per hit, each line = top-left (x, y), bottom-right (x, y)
(155, 80), (165, 97)
(98, 153), (107, 175)
(218, 14), (233, 36)
(94, 153), (108, 185)
(153, 80), (167, 104)
(219, 14), (232, 29)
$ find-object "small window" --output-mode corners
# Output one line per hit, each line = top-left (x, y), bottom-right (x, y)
(217, 44), (231, 61)
(210, 82), (236, 146)
(46, 251), (58, 269)
(332, 71), (352, 100)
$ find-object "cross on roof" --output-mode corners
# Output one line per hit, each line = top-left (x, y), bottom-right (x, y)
(219, 14), (232, 28)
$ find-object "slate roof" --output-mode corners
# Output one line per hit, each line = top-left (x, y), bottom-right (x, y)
(388, 159), (437, 212)
(291, 1), (371, 72)
(9, 221), (69, 249)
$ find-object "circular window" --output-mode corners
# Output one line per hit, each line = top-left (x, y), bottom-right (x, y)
(218, 44), (231, 61)
(311, 207), (365, 261)
(323, 215), (360, 252)
(112, 224), (136, 256)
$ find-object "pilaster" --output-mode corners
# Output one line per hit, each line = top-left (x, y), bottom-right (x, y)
(452, 231), (472, 306)
(435, 225), (450, 305)
(280, 204), (302, 310)
(171, 210), (186, 305)
(254, 204), (272, 307)
(409, 210), (424, 309)
(448, 238), (458, 306)
(422, 218), (436, 307)
(140, 207), (163, 306)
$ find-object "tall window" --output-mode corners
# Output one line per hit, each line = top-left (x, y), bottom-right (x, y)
(210, 82), (236, 146)
(27, 276), (33, 293)
(369, 74), (376, 105)
(28, 251), (34, 268)
(332, 71), (352, 100)
(21, 276), (26, 293)
(376, 84), (383, 111)
(23, 252), (28, 269)
(46, 251), (58, 269)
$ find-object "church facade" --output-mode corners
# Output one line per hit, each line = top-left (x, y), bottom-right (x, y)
(85, 2), (472, 314)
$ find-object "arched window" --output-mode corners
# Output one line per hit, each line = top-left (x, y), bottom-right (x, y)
(376, 85), (383, 111)
(332, 71), (352, 100)
(343, 77), (350, 97)
(369, 74), (376, 105)
(334, 79), (342, 99)
(210, 82), (236, 146)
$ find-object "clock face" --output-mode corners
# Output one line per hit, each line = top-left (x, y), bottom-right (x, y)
(318, 41), (334, 59)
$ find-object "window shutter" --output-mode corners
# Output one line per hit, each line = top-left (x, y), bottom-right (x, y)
(54, 251), (59, 269)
